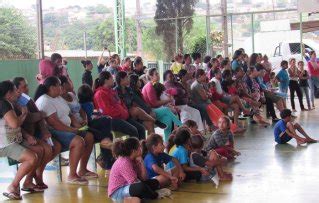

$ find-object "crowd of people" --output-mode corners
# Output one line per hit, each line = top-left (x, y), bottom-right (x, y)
(0, 47), (318, 201)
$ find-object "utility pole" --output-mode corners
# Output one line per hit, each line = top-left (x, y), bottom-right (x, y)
(205, 0), (212, 56)
(221, 0), (228, 57)
(36, 0), (44, 59)
(136, 0), (143, 57)
(114, 0), (126, 59)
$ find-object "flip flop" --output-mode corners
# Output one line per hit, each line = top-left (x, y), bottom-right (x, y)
(3, 191), (22, 200)
(21, 186), (44, 193)
(36, 184), (48, 190)
(67, 177), (88, 185)
(80, 171), (98, 179)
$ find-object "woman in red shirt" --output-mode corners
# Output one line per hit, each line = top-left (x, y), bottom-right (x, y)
(93, 71), (145, 139)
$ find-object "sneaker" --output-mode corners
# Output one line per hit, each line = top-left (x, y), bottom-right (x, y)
(156, 188), (172, 199)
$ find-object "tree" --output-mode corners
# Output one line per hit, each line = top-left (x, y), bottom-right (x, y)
(0, 7), (36, 59)
(154, 0), (198, 60)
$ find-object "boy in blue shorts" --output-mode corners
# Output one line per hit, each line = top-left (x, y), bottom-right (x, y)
(274, 109), (317, 145)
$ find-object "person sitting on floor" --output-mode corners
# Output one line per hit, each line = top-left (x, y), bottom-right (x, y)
(273, 109), (317, 145)
(108, 137), (165, 202)
(190, 135), (232, 184)
(143, 134), (185, 190)
(167, 127), (210, 182)
(204, 116), (241, 160)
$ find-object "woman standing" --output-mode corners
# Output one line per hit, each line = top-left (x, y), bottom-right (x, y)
(288, 58), (306, 111)
(307, 51), (319, 108)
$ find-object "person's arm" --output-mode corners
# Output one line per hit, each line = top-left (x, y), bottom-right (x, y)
(46, 113), (78, 133)
(135, 157), (148, 181)
(181, 164), (209, 175)
(95, 91), (129, 119)
(4, 108), (27, 129)
(79, 108), (88, 125)
(144, 84), (172, 107)
(97, 49), (105, 65)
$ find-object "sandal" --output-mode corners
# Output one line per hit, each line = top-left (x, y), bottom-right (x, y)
(36, 183), (48, 190)
(67, 177), (88, 185)
(80, 171), (98, 179)
(3, 191), (22, 200)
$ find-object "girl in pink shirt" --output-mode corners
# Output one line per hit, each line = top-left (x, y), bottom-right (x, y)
(108, 138), (160, 201)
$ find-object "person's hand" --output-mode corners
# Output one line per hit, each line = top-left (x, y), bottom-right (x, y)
(135, 156), (144, 163)
(26, 136), (37, 146)
(178, 171), (186, 181)
(80, 119), (88, 126)
(200, 168), (210, 176)
(42, 132), (52, 140)
(20, 106), (28, 116)
(170, 176), (178, 184)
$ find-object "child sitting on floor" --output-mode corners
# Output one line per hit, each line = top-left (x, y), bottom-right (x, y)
(273, 109), (317, 145)
(108, 138), (170, 202)
(184, 119), (205, 139)
(204, 116), (241, 160)
(167, 127), (210, 182)
(143, 134), (185, 190)
(190, 135), (232, 186)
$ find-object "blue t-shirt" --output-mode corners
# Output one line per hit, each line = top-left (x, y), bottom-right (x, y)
(144, 152), (172, 178)
(167, 145), (189, 169)
(80, 102), (94, 122)
(273, 119), (287, 143)
(231, 60), (242, 71)
(276, 69), (289, 89)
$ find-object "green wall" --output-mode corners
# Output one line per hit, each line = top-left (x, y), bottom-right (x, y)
(0, 59), (98, 97)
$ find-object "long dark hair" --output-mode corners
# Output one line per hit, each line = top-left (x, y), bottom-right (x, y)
(0, 80), (15, 99)
(163, 70), (174, 82)
(81, 60), (92, 68)
(78, 84), (94, 103)
(34, 76), (60, 101)
(249, 53), (258, 67)
(93, 71), (112, 91)
(115, 71), (128, 86)
(112, 137), (140, 158)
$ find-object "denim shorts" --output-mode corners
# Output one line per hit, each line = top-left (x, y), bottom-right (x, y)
(50, 129), (82, 152)
(111, 185), (131, 202)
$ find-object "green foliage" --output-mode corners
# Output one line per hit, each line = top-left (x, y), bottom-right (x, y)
(154, 0), (198, 60)
(0, 7), (36, 59)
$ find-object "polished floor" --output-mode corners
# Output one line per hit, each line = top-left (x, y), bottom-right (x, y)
(1, 103), (319, 202)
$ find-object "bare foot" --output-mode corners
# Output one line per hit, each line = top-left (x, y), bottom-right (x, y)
(220, 173), (233, 181)
(305, 138), (317, 143)
(297, 139), (307, 145)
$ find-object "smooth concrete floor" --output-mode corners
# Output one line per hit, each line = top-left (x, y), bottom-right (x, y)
(1, 105), (319, 202)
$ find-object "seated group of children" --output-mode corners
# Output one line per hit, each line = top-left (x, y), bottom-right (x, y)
(108, 116), (238, 202)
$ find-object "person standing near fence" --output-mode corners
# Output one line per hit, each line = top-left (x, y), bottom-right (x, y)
(307, 51), (319, 109)
(288, 58), (306, 112)
(298, 61), (312, 110)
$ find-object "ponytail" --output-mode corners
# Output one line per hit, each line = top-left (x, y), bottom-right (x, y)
(112, 137), (140, 158)
(93, 71), (112, 91)
(34, 76), (60, 101)
(81, 60), (92, 68)
(34, 84), (48, 101)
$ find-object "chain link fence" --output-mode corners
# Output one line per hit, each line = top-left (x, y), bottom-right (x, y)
(1, 0), (319, 64)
